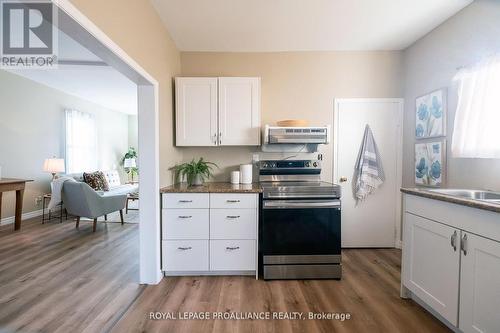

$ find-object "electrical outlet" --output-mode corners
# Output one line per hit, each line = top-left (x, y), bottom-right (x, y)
(35, 196), (42, 206)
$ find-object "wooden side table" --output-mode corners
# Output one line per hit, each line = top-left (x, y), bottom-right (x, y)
(42, 193), (67, 224)
(0, 178), (33, 230)
(126, 193), (139, 214)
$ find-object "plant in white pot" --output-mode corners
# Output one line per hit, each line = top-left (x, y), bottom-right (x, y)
(170, 158), (218, 186)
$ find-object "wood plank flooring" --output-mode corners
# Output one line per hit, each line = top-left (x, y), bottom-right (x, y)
(0, 213), (450, 333)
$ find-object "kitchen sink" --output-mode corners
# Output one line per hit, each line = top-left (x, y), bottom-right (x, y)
(428, 189), (500, 203)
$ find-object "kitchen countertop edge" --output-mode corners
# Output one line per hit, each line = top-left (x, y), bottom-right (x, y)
(401, 187), (500, 214)
(160, 182), (263, 194)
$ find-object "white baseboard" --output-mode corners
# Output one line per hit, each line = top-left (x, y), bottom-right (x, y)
(395, 239), (403, 249)
(0, 208), (43, 225)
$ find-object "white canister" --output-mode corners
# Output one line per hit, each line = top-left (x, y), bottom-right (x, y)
(239, 164), (253, 184)
(230, 171), (240, 184)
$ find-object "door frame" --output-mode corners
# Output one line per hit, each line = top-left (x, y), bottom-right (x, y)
(55, 0), (162, 284)
(333, 98), (404, 248)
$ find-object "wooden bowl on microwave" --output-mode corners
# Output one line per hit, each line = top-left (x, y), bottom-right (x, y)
(276, 119), (310, 127)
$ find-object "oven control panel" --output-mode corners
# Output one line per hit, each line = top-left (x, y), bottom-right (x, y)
(259, 160), (321, 170)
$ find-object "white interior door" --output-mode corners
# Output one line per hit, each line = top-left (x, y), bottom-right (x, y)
(334, 99), (402, 247)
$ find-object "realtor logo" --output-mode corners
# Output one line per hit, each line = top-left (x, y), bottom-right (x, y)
(1, 0), (57, 68)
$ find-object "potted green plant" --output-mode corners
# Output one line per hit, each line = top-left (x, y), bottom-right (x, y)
(170, 158), (218, 186)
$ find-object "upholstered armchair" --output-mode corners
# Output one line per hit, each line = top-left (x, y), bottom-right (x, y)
(62, 182), (127, 232)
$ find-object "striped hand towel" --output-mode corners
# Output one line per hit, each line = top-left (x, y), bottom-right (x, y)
(353, 125), (385, 202)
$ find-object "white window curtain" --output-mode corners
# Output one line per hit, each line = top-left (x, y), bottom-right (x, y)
(65, 110), (98, 174)
(452, 55), (500, 158)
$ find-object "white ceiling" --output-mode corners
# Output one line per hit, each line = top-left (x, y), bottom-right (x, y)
(6, 29), (137, 114)
(151, 0), (473, 52)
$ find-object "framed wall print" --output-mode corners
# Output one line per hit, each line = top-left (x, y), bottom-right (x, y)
(415, 88), (446, 139)
(415, 140), (446, 187)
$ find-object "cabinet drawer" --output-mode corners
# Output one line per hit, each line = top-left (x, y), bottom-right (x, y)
(162, 240), (209, 271)
(210, 193), (257, 209)
(210, 240), (256, 271)
(163, 193), (209, 209)
(162, 209), (209, 240)
(210, 209), (256, 239)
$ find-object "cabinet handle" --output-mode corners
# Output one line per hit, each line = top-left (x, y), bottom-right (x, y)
(178, 200), (193, 203)
(226, 246), (240, 251)
(226, 215), (240, 219)
(178, 215), (192, 219)
(213, 133), (217, 145)
(461, 233), (468, 256)
(178, 246), (192, 251)
(451, 230), (457, 251)
(226, 200), (240, 203)
(219, 132), (222, 145)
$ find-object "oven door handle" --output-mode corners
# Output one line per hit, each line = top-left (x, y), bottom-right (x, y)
(263, 200), (340, 209)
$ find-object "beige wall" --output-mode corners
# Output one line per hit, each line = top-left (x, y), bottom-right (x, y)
(0, 70), (129, 221)
(180, 51), (403, 182)
(403, 0), (500, 190)
(69, 0), (183, 186)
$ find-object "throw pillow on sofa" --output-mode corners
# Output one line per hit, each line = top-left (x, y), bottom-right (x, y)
(83, 171), (109, 191)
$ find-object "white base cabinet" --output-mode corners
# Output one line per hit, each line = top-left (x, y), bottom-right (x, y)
(403, 213), (460, 325)
(402, 194), (500, 332)
(460, 233), (500, 333)
(161, 193), (258, 277)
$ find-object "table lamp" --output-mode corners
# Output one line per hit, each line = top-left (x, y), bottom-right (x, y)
(43, 158), (65, 180)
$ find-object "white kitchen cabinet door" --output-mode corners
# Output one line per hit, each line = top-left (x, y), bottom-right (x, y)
(403, 213), (460, 325)
(218, 77), (260, 146)
(460, 233), (500, 333)
(175, 77), (218, 146)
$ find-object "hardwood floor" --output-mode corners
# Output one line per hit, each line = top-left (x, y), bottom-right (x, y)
(0, 211), (142, 333)
(0, 212), (450, 333)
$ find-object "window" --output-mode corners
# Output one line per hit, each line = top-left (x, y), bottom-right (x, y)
(452, 55), (500, 158)
(65, 110), (97, 173)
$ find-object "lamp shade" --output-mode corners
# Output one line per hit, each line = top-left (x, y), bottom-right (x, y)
(124, 158), (137, 168)
(43, 158), (65, 173)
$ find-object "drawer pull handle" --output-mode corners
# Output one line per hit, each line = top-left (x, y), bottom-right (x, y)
(178, 246), (192, 251)
(226, 246), (240, 251)
(226, 200), (240, 203)
(226, 215), (240, 219)
(178, 215), (192, 219)
(178, 200), (193, 203)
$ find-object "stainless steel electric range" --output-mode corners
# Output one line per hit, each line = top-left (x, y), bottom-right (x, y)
(259, 160), (342, 280)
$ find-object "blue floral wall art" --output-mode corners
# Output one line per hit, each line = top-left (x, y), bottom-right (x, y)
(415, 141), (445, 187)
(415, 89), (446, 139)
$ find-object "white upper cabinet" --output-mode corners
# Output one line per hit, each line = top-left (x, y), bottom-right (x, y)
(218, 77), (261, 146)
(175, 77), (261, 146)
(175, 77), (218, 146)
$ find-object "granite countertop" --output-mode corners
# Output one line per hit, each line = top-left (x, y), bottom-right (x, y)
(160, 182), (263, 193)
(401, 188), (500, 214)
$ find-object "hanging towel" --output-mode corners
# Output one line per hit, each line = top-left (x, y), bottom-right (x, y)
(48, 176), (76, 210)
(353, 125), (385, 203)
